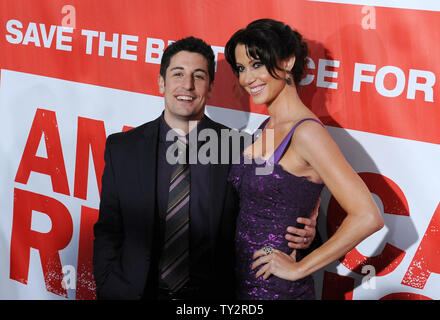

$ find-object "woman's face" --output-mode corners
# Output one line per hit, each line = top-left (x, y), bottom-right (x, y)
(234, 44), (286, 106)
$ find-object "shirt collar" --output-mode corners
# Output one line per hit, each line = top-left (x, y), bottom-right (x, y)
(159, 111), (209, 146)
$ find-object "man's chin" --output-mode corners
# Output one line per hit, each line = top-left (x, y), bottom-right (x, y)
(178, 110), (204, 121)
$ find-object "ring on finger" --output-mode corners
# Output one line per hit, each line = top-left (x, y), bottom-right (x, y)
(303, 237), (307, 244)
(262, 245), (274, 255)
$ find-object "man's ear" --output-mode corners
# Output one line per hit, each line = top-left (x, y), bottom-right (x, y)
(207, 82), (213, 99)
(158, 75), (165, 94)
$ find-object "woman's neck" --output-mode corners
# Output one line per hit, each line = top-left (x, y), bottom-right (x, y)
(265, 84), (306, 126)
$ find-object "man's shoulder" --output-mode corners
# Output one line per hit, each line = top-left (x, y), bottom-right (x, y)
(203, 115), (231, 131)
(106, 117), (160, 145)
(203, 116), (252, 156)
(203, 116), (250, 137)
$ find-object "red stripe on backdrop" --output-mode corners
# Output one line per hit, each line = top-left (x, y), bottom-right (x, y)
(1, 0), (439, 144)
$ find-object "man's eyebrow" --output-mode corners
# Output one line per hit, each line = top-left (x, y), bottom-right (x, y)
(194, 68), (208, 74)
(169, 66), (184, 72)
(169, 66), (208, 74)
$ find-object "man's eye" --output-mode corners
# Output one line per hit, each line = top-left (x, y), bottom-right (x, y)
(173, 72), (183, 77)
(194, 74), (205, 80)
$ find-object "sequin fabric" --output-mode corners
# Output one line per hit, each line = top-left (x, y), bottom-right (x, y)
(228, 118), (325, 300)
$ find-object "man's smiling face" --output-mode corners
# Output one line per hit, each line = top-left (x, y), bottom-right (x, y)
(159, 50), (212, 125)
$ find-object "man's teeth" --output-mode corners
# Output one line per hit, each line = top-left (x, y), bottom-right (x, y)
(177, 96), (194, 101)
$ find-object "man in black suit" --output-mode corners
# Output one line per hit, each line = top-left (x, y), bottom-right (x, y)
(93, 37), (318, 300)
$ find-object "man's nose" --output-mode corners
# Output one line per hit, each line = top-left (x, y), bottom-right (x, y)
(182, 75), (195, 90)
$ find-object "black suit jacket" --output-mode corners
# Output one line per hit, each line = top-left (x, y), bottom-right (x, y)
(93, 115), (240, 300)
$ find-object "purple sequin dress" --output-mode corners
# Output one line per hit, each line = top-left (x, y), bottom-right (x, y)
(228, 118), (325, 300)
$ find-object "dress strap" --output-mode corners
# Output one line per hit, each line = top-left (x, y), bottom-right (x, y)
(273, 118), (324, 165)
(257, 117), (270, 131)
(252, 117), (270, 141)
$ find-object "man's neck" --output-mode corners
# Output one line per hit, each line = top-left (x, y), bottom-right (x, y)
(164, 113), (202, 135)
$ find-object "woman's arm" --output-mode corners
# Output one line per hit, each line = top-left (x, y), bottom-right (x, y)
(252, 121), (384, 281)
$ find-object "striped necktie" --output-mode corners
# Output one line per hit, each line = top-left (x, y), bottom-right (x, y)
(159, 137), (190, 292)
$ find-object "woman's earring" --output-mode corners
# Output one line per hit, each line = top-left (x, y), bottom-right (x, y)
(285, 70), (292, 85)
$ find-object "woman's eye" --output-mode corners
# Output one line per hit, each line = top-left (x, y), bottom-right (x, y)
(253, 62), (263, 69)
(236, 65), (245, 73)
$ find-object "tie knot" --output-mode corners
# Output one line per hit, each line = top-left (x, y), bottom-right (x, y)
(176, 136), (188, 150)
(175, 136), (188, 164)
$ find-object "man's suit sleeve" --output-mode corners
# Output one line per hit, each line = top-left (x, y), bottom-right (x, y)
(93, 135), (134, 299)
(219, 181), (240, 299)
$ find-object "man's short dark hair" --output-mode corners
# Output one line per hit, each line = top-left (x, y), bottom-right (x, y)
(160, 36), (216, 84)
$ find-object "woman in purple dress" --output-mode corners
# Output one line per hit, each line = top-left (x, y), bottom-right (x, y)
(225, 19), (384, 300)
